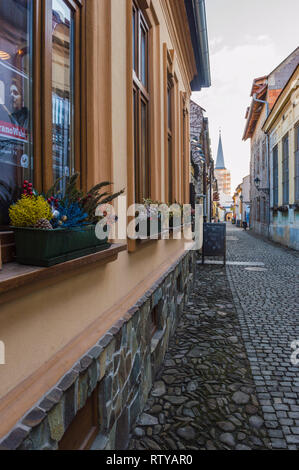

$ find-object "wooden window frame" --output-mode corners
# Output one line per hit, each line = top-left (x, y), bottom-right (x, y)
(181, 92), (189, 204)
(0, 0), (86, 263)
(127, 0), (160, 252)
(132, 1), (150, 204)
(150, 305), (158, 337)
(58, 383), (99, 450)
(164, 45), (176, 205)
(37, 0), (85, 193)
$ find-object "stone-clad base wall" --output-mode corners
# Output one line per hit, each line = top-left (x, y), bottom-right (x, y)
(0, 250), (195, 451)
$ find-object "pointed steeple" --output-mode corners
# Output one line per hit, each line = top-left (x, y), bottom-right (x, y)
(216, 129), (226, 169)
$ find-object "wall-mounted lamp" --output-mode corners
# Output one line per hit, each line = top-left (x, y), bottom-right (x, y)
(254, 177), (260, 190)
(0, 51), (11, 60)
(254, 176), (269, 194)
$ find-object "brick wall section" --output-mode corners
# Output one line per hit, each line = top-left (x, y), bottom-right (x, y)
(0, 249), (196, 451)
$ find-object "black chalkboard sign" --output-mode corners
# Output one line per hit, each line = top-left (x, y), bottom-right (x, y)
(202, 223), (226, 266)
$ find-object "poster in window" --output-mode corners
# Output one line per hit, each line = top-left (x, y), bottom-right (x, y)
(0, 0), (32, 225)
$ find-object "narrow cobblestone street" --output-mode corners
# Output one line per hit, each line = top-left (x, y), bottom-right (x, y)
(129, 225), (299, 450)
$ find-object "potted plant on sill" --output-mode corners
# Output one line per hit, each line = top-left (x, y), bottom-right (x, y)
(277, 205), (289, 213)
(168, 203), (183, 230)
(136, 200), (162, 238)
(9, 174), (124, 267)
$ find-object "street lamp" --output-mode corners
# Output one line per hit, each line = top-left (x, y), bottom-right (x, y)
(254, 176), (270, 194)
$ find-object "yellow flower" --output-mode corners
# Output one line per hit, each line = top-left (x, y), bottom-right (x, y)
(9, 195), (52, 227)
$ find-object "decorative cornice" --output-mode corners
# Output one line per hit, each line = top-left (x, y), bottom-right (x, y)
(159, 0), (196, 95)
(263, 69), (299, 133)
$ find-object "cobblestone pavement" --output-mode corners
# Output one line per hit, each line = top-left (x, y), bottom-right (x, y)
(226, 225), (299, 450)
(128, 225), (299, 450)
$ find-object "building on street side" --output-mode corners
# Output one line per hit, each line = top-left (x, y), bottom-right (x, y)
(0, 0), (211, 450)
(243, 47), (299, 240)
(190, 101), (216, 222)
(232, 175), (250, 228)
(263, 65), (299, 250)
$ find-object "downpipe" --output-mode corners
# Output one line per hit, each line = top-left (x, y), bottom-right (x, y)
(253, 94), (271, 240)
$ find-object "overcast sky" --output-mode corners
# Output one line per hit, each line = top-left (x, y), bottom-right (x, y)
(192, 0), (299, 194)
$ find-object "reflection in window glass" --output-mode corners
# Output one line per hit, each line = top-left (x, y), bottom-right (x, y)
(52, 0), (74, 191)
(0, 0), (32, 225)
(132, 8), (136, 72)
(141, 101), (148, 197)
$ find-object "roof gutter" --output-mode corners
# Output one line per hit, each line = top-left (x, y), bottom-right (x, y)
(185, 0), (211, 91)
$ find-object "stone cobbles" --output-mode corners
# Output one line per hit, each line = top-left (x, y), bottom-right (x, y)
(226, 225), (299, 450)
(129, 260), (271, 450)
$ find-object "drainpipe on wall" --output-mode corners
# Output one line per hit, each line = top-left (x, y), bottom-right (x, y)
(253, 94), (271, 239)
(191, 0), (211, 88)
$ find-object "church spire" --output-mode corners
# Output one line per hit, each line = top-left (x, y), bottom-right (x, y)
(216, 129), (226, 169)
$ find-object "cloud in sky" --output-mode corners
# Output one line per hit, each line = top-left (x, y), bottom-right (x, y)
(192, 0), (299, 194)
(193, 40), (277, 193)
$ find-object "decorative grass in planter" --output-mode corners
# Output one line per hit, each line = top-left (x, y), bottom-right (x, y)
(9, 175), (124, 267)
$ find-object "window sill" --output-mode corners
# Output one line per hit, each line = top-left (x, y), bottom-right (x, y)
(0, 243), (127, 299)
(134, 225), (191, 247)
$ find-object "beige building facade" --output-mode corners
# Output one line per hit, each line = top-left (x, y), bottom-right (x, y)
(0, 0), (210, 450)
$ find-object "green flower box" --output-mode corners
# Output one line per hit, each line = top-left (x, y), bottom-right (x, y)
(12, 224), (110, 267)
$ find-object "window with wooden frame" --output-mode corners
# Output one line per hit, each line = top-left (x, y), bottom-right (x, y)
(132, 1), (150, 203)
(58, 384), (99, 450)
(150, 305), (158, 337)
(282, 133), (289, 205)
(0, 0), (33, 228)
(181, 92), (189, 204)
(0, 0), (84, 260)
(167, 72), (174, 204)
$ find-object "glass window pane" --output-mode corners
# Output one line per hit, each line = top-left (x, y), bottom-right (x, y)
(0, 0), (33, 225)
(132, 9), (136, 72)
(140, 26), (146, 86)
(52, 0), (74, 191)
(168, 86), (171, 130)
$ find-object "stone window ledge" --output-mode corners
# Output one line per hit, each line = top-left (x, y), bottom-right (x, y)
(0, 243), (127, 300)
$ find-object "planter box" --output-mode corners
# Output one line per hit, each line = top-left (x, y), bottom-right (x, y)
(277, 205), (289, 213)
(136, 217), (162, 237)
(12, 224), (110, 267)
(169, 217), (182, 229)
